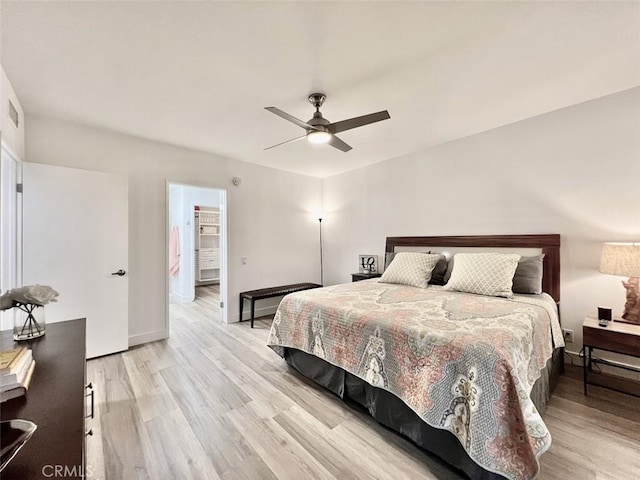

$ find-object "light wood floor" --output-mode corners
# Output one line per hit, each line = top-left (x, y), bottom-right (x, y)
(87, 286), (640, 480)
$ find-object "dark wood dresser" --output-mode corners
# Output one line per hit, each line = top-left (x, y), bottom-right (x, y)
(1, 318), (88, 479)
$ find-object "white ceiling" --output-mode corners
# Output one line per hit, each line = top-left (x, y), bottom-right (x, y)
(1, 1), (639, 178)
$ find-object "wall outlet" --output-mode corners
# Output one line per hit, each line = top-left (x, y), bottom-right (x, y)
(563, 329), (574, 343)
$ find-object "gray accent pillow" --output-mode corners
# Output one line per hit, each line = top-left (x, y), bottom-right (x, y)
(384, 252), (397, 270)
(429, 255), (448, 285)
(512, 254), (545, 295)
(443, 256), (455, 284)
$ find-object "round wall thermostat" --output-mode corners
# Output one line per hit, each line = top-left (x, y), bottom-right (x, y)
(232, 177), (242, 186)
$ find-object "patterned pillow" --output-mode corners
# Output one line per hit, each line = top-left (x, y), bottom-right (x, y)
(385, 251), (447, 285)
(443, 253), (521, 298)
(379, 252), (441, 289)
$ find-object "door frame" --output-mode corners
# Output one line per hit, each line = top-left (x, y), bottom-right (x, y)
(0, 142), (23, 331)
(165, 181), (228, 331)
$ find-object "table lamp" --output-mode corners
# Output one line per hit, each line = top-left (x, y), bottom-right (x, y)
(599, 242), (640, 324)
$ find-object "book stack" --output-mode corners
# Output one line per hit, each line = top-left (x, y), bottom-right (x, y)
(0, 347), (35, 403)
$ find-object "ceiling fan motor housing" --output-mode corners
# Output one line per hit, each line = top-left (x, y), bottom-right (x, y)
(307, 112), (329, 130)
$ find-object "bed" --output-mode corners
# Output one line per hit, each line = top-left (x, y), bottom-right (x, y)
(267, 235), (563, 480)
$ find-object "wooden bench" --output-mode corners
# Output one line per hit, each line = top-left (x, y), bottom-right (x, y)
(239, 282), (322, 328)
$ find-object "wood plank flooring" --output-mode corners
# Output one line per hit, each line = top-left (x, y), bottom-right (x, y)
(87, 286), (640, 479)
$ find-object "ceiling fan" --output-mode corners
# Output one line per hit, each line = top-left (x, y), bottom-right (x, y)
(264, 93), (390, 152)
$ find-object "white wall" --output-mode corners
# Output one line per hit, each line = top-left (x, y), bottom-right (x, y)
(323, 87), (640, 369)
(25, 115), (323, 345)
(0, 65), (25, 160)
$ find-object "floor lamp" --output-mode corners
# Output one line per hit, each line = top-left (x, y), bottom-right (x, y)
(318, 217), (324, 286)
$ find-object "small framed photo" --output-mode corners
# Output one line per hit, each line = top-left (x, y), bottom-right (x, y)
(359, 255), (378, 274)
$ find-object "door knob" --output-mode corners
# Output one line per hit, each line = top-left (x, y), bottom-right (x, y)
(111, 269), (126, 276)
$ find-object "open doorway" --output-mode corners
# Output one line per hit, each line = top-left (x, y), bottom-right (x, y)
(167, 182), (228, 329)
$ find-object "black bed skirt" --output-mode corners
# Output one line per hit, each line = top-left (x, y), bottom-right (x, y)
(283, 347), (563, 480)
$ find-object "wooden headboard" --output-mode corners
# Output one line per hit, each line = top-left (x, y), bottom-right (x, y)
(385, 234), (561, 303)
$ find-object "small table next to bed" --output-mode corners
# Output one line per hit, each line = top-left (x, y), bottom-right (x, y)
(583, 316), (640, 396)
(351, 272), (382, 282)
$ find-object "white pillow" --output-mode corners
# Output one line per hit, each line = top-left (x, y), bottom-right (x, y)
(443, 253), (521, 298)
(379, 252), (441, 289)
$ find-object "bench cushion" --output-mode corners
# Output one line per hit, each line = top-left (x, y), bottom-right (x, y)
(241, 283), (322, 300)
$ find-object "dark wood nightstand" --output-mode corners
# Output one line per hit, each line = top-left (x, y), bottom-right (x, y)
(351, 272), (382, 282)
(583, 317), (640, 396)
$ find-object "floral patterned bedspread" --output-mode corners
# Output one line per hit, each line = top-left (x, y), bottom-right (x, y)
(267, 280), (564, 480)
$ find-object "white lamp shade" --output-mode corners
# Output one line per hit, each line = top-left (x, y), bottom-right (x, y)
(599, 243), (640, 277)
(307, 130), (331, 144)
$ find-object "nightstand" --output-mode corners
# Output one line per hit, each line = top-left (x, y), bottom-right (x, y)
(351, 272), (382, 282)
(582, 317), (640, 396)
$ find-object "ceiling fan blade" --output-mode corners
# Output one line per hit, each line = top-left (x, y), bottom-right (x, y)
(264, 107), (316, 130)
(328, 110), (390, 134)
(263, 134), (306, 151)
(328, 134), (352, 152)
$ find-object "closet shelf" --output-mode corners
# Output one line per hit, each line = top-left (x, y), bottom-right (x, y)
(195, 207), (221, 284)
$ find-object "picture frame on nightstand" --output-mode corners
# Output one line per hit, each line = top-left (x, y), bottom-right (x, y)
(597, 306), (612, 327)
(358, 255), (378, 273)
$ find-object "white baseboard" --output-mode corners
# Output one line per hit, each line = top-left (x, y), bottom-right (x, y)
(565, 348), (640, 381)
(129, 329), (168, 347)
(170, 292), (194, 304)
(234, 305), (278, 324)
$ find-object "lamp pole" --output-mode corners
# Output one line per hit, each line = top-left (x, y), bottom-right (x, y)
(319, 217), (324, 286)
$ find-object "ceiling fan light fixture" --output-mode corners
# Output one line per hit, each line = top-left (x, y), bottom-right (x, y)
(264, 94), (389, 152)
(307, 130), (331, 144)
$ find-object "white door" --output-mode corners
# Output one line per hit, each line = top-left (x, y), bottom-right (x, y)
(23, 163), (128, 358)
